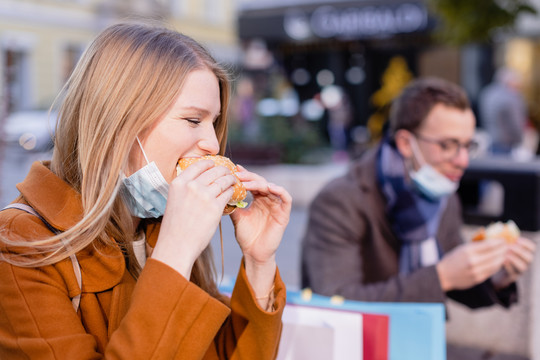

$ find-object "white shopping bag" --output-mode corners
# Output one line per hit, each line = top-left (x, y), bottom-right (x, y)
(277, 304), (363, 360)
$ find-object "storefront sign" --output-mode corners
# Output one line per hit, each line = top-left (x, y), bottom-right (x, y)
(311, 4), (427, 38)
(285, 3), (428, 40)
(239, 1), (431, 42)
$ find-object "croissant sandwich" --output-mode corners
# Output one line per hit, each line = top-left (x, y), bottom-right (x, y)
(177, 155), (248, 215)
(472, 220), (520, 244)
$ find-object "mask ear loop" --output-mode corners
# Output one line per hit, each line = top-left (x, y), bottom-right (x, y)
(136, 136), (151, 165)
(408, 134), (427, 168)
(219, 222), (224, 284)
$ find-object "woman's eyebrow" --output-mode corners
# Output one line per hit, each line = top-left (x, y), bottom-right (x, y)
(176, 106), (221, 123)
(178, 106), (209, 115)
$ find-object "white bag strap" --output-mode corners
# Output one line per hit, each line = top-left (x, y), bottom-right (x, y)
(2, 203), (82, 312)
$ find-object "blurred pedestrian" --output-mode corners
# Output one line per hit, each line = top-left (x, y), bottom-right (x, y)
(231, 76), (259, 139)
(301, 77), (535, 355)
(0, 22), (292, 359)
(320, 85), (352, 161)
(478, 67), (528, 155)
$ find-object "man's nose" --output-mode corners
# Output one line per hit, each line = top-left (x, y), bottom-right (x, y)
(453, 145), (470, 168)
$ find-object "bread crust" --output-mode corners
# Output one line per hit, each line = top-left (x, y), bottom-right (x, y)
(177, 155), (247, 215)
(472, 220), (520, 244)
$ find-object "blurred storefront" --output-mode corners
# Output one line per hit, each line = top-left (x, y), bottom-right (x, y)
(507, 0), (540, 146)
(235, 0), (536, 159)
(237, 0), (434, 155)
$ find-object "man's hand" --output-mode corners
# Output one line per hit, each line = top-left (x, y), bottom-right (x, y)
(436, 238), (507, 291)
(491, 237), (536, 290)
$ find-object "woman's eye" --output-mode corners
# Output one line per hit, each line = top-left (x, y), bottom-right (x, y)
(186, 118), (201, 126)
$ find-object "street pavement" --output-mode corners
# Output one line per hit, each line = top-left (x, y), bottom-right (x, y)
(0, 143), (52, 207)
(209, 161), (349, 291)
(210, 207), (309, 291)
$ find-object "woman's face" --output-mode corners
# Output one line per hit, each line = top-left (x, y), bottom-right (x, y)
(127, 69), (221, 183)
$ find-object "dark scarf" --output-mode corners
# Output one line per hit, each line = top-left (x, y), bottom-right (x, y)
(377, 139), (448, 274)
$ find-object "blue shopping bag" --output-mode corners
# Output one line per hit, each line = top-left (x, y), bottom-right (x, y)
(287, 290), (446, 360)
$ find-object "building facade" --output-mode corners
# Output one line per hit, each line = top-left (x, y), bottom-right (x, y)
(0, 0), (239, 116)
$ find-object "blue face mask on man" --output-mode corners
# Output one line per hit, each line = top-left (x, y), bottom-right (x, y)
(121, 137), (169, 218)
(408, 137), (458, 201)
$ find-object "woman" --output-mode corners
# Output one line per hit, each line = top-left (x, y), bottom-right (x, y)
(0, 22), (291, 359)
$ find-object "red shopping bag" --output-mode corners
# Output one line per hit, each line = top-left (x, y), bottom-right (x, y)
(362, 313), (389, 360)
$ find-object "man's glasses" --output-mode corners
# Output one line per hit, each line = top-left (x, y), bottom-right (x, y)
(414, 133), (480, 160)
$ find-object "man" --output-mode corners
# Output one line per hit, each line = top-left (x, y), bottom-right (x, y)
(302, 77), (535, 309)
(478, 67), (528, 155)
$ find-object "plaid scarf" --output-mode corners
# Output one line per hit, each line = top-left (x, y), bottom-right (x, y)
(377, 140), (448, 274)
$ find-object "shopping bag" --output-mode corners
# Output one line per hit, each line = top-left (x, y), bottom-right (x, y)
(277, 304), (364, 360)
(286, 290), (446, 360)
(277, 303), (390, 360)
(362, 312), (390, 360)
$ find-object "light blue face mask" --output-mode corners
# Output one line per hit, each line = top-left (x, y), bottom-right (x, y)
(121, 137), (169, 218)
(408, 137), (458, 200)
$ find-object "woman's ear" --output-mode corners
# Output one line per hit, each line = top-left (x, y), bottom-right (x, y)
(394, 129), (414, 159)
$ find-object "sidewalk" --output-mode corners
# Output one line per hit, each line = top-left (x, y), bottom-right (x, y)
(245, 161), (349, 209)
(211, 160), (349, 290)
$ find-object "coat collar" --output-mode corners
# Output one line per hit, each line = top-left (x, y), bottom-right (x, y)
(17, 161), (83, 232)
(16, 161), (126, 292)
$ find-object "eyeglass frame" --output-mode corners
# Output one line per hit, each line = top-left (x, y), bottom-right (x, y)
(413, 133), (480, 160)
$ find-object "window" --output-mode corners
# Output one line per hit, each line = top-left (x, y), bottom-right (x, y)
(171, 0), (189, 17)
(3, 49), (29, 113)
(62, 44), (83, 83)
(204, 0), (225, 23)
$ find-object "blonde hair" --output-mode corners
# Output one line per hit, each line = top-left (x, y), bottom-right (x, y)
(3, 22), (230, 298)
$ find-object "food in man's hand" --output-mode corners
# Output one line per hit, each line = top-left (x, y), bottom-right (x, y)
(177, 155), (248, 215)
(472, 220), (520, 244)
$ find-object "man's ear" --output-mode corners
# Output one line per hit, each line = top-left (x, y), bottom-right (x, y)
(394, 129), (414, 159)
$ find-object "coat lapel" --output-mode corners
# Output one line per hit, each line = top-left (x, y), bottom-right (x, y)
(353, 149), (401, 253)
(16, 161), (126, 292)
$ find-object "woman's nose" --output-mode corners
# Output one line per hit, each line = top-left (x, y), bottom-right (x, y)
(199, 127), (220, 155)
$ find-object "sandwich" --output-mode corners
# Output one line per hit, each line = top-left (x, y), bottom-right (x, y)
(177, 155), (248, 215)
(472, 220), (520, 244)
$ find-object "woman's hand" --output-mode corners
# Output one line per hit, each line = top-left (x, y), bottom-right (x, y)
(231, 165), (292, 303)
(491, 237), (536, 290)
(151, 160), (237, 278)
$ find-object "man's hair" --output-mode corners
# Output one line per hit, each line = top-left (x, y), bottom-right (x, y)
(389, 77), (471, 136)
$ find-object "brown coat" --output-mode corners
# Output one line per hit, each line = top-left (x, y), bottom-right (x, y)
(301, 148), (516, 308)
(0, 162), (285, 359)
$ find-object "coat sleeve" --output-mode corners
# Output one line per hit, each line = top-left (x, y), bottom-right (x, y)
(0, 208), (238, 359)
(106, 259), (233, 359)
(0, 255), (234, 359)
(0, 208), (286, 360)
(213, 259), (286, 359)
(301, 176), (447, 303)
